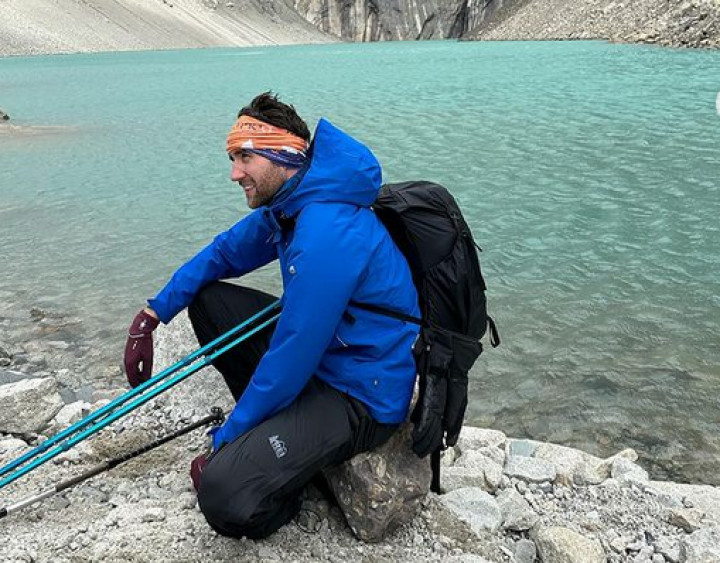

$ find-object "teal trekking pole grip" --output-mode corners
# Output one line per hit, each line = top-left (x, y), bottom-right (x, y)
(0, 302), (281, 491)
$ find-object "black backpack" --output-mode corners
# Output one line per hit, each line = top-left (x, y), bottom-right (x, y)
(353, 180), (500, 491)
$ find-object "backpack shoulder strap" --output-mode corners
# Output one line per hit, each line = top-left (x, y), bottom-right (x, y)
(350, 301), (424, 326)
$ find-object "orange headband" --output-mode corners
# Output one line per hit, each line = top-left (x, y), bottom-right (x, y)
(226, 115), (308, 156)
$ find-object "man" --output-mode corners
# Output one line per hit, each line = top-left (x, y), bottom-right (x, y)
(123, 92), (420, 539)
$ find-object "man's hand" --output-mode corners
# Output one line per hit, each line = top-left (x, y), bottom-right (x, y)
(190, 453), (209, 492)
(123, 308), (160, 388)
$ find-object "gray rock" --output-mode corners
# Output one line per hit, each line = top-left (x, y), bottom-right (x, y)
(652, 536), (682, 563)
(141, 508), (166, 522)
(445, 447), (504, 492)
(0, 437), (29, 474)
(0, 369), (26, 385)
(446, 555), (494, 563)
(440, 487), (502, 534)
(0, 377), (64, 434)
(456, 426), (507, 452)
(610, 535), (632, 553)
(612, 457), (649, 484)
(496, 489), (538, 531)
(669, 507), (705, 533)
(504, 456), (557, 483)
(442, 466), (492, 492)
(46, 401), (91, 435)
(90, 389), (125, 403)
(0, 346), (12, 367)
(650, 481), (720, 527)
(324, 423), (430, 542)
(533, 442), (608, 486)
(533, 525), (605, 563)
(680, 526), (720, 562)
(514, 538), (537, 563)
(507, 439), (539, 458)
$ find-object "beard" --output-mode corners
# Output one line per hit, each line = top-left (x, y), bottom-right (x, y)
(244, 164), (288, 209)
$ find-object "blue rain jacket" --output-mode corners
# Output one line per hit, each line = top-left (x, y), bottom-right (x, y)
(149, 119), (420, 448)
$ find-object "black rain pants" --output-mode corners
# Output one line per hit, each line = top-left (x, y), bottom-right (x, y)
(188, 281), (399, 539)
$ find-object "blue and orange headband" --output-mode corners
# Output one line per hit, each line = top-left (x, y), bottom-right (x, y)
(227, 115), (309, 168)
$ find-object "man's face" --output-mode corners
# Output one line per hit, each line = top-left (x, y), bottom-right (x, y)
(230, 150), (288, 209)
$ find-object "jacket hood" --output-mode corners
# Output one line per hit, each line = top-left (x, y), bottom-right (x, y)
(273, 119), (382, 217)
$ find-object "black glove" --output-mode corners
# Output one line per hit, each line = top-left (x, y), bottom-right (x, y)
(411, 371), (448, 458)
(444, 371), (468, 447)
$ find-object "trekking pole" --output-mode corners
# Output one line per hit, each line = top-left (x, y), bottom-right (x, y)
(0, 407), (225, 521)
(0, 310), (281, 492)
(0, 299), (280, 484)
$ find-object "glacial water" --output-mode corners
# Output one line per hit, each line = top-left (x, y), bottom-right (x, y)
(1, 40), (719, 483)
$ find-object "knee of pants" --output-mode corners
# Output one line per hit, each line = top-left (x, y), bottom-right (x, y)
(187, 281), (224, 323)
(197, 456), (294, 540)
(196, 459), (250, 537)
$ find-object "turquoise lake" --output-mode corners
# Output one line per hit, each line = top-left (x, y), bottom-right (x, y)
(1, 40), (719, 483)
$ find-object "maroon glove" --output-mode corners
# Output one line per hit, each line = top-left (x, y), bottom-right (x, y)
(123, 309), (160, 388)
(190, 453), (208, 492)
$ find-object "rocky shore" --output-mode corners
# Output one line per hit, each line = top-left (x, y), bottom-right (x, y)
(1, 313), (720, 562)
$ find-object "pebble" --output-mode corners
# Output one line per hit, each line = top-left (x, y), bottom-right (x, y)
(537, 482), (553, 494)
(259, 546), (281, 560)
(611, 536), (631, 553)
(141, 508), (166, 523)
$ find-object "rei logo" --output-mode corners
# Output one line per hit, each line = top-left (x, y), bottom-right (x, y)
(268, 435), (288, 459)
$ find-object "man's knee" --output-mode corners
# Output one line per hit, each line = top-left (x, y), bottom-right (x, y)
(197, 458), (252, 538)
(197, 455), (299, 540)
(187, 281), (225, 324)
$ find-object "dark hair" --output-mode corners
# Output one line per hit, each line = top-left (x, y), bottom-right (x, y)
(238, 92), (311, 142)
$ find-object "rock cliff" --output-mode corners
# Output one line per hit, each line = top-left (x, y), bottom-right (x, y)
(293, 0), (720, 47)
(291, 0), (517, 41)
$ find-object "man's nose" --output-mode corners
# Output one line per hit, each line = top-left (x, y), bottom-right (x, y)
(230, 162), (245, 182)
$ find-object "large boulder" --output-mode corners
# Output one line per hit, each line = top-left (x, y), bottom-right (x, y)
(324, 423), (431, 542)
(0, 377), (64, 434)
